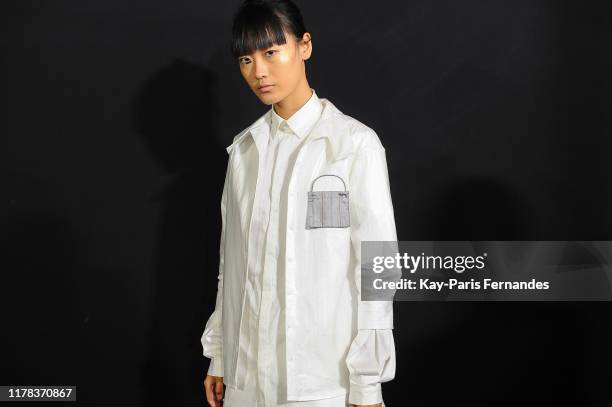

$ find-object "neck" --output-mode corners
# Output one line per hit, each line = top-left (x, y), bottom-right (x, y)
(273, 78), (313, 120)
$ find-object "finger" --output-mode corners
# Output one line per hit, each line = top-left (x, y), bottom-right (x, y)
(214, 381), (224, 401)
(204, 381), (216, 407)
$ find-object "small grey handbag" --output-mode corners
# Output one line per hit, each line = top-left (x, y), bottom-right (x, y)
(305, 174), (350, 229)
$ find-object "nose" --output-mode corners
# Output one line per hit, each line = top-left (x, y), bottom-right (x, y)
(253, 57), (268, 79)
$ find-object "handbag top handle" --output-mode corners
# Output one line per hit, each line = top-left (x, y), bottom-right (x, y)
(310, 174), (347, 192)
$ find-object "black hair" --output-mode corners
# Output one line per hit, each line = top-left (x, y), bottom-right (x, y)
(230, 0), (308, 59)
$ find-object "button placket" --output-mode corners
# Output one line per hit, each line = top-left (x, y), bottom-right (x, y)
(257, 123), (289, 407)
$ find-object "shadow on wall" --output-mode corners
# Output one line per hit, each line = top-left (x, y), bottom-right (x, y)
(132, 59), (226, 406)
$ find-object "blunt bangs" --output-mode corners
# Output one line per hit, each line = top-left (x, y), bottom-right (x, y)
(230, 1), (307, 59)
(231, 6), (289, 59)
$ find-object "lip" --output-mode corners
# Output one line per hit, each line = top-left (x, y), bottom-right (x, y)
(258, 84), (274, 92)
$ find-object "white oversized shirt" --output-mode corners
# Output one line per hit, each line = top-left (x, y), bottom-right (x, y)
(203, 89), (395, 406)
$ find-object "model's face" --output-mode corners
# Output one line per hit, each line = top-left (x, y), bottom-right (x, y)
(238, 31), (312, 105)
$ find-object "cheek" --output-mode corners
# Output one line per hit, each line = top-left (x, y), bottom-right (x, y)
(277, 51), (302, 74)
(239, 66), (251, 80)
(278, 52), (292, 64)
(275, 55), (301, 83)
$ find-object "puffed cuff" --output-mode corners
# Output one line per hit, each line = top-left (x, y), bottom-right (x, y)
(346, 329), (396, 405)
(346, 329), (395, 405)
(207, 357), (224, 377)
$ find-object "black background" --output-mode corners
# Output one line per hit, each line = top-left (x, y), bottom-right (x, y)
(1, 0), (611, 406)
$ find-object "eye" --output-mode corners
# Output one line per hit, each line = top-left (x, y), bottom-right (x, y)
(265, 50), (277, 57)
(238, 57), (252, 65)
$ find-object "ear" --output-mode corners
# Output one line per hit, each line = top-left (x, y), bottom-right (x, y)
(300, 32), (313, 61)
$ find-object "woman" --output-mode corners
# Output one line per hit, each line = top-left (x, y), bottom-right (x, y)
(202, 1), (398, 406)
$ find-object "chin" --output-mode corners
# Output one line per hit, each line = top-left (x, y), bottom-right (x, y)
(256, 92), (281, 105)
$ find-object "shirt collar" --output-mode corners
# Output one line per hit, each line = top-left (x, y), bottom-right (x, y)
(225, 92), (350, 161)
(269, 88), (323, 139)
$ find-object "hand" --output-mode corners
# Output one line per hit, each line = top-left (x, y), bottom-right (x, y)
(348, 404), (382, 407)
(203, 374), (224, 407)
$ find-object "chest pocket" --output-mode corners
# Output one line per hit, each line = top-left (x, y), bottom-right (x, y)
(305, 174), (350, 229)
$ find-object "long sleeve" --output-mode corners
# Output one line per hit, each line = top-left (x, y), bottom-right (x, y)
(346, 132), (400, 404)
(201, 159), (230, 377)
(346, 328), (396, 405)
(348, 134), (400, 330)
